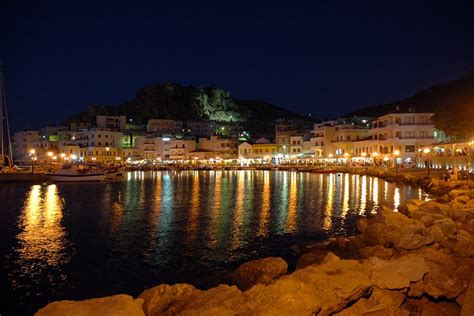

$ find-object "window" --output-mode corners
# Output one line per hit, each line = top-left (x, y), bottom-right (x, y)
(346, 135), (350, 141)
(396, 131), (401, 138)
(404, 117), (415, 124)
(405, 145), (415, 153)
(404, 131), (415, 138)
(419, 131), (429, 138)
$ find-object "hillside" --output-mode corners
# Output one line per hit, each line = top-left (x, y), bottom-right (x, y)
(346, 72), (474, 138)
(66, 83), (311, 125)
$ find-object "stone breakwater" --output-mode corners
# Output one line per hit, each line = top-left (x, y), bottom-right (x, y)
(35, 181), (474, 316)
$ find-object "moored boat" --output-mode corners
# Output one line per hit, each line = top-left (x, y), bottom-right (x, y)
(47, 163), (105, 182)
(104, 167), (125, 181)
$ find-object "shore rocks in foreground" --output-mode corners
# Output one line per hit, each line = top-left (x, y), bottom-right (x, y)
(35, 183), (474, 316)
(35, 294), (144, 316)
(231, 256), (288, 291)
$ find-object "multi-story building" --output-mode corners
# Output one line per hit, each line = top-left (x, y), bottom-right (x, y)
(275, 124), (301, 154)
(331, 124), (370, 157)
(12, 130), (39, 161)
(96, 115), (126, 132)
(80, 146), (121, 163)
(147, 119), (183, 134)
(169, 139), (196, 160)
(69, 122), (92, 131)
(199, 136), (238, 159)
(353, 112), (437, 162)
(238, 142), (278, 159)
(310, 120), (369, 157)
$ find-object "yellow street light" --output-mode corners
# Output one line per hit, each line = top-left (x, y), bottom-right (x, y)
(60, 153), (66, 158)
(29, 149), (36, 155)
(361, 152), (367, 157)
(47, 151), (54, 157)
(423, 148), (431, 154)
(372, 152), (379, 157)
(394, 150), (401, 156)
(328, 153), (333, 158)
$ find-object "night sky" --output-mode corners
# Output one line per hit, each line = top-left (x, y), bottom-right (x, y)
(2, 0), (473, 131)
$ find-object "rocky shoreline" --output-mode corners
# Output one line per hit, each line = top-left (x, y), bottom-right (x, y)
(35, 176), (474, 315)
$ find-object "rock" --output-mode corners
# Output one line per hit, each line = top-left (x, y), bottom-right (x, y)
(454, 230), (474, 258)
(321, 252), (340, 264)
(419, 247), (472, 299)
(369, 254), (427, 289)
(244, 277), (322, 315)
(336, 288), (407, 316)
(408, 279), (424, 297)
(35, 294), (144, 316)
(139, 284), (196, 315)
(454, 195), (471, 204)
(461, 275), (474, 316)
(179, 284), (247, 315)
(357, 218), (369, 233)
(433, 218), (457, 238)
(427, 225), (445, 243)
(359, 245), (394, 260)
(398, 199), (423, 216)
(419, 200), (450, 216)
(232, 257), (288, 291)
(463, 219), (474, 235)
(394, 232), (434, 250)
(292, 258), (372, 315)
(297, 250), (329, 269)
(449, 189), (471, 199)
(421, 301), (461, 316)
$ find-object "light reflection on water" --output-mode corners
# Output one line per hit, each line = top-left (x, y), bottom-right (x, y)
(0, 171), (428, 315)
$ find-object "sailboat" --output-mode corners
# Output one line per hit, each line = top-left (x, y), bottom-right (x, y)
(0, 61), (44, 182)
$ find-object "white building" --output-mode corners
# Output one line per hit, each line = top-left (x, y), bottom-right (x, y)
(199, 136), (238, 159)
(12, 130), (39, 161)
(354, 112), (438, 162)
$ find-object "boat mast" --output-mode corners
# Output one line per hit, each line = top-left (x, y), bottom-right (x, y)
(0, 61), (4, 166)
(0, 61), (13, 167)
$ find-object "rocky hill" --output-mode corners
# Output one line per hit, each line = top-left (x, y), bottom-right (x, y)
(66, 83), (311, 125)
(346, 72), (474, 138)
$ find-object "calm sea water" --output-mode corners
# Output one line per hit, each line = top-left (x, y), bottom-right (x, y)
(0, 171), (429, 315)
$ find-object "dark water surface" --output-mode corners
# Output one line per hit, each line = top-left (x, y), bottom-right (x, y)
(0, 171), (429, 314)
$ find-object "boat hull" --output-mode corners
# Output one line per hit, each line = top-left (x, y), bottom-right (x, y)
(47, 173), (105, 182)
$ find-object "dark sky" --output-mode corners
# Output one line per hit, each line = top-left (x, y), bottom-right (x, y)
(1, 0), (473, 131)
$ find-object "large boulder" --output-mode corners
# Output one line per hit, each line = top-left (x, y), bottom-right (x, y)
(244, 277), (322, 315)
(454, 230), (474, 258)
(448, 189), (471, 199)
(335, 288), (406, 316)
(433, 218), (457, 238)
(291, 258), (372, 315)
(232, 257), (288, 291)
(297, 250), (329, 269)
(35, 294), (144, 316)
(461, 275), (474, 316)
(358, 245), (394, 260)
(369, 254), (427, 290)
(418, 247), (472, 299)
(139, 284), (196, 315)
(419, 201), (450, 216)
